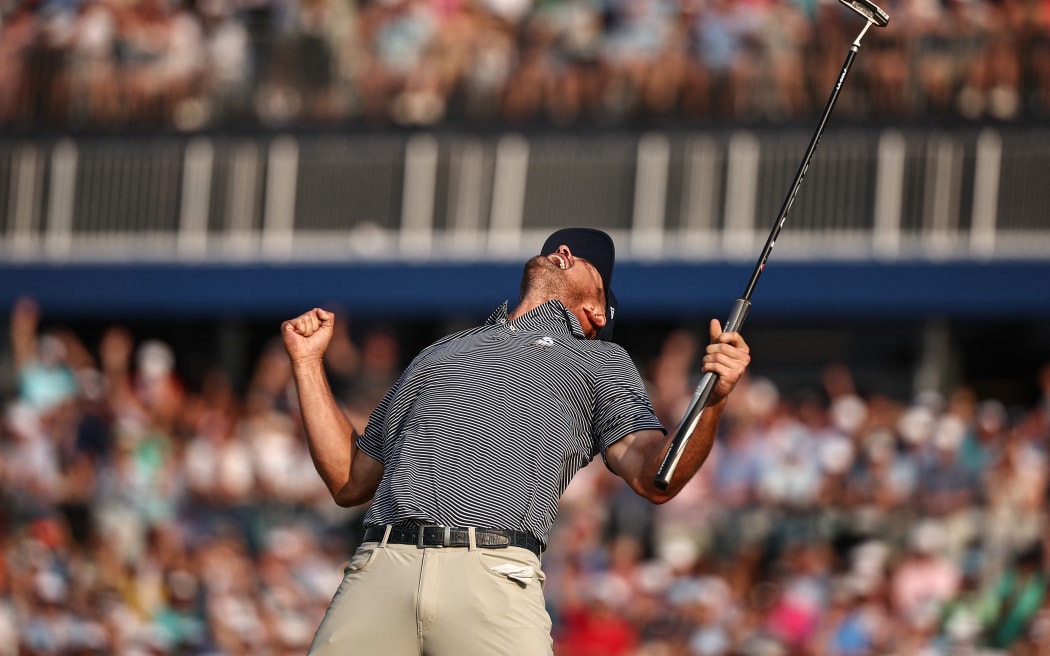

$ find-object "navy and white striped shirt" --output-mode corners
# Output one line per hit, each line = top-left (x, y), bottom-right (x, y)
(357, 300), (666, 548)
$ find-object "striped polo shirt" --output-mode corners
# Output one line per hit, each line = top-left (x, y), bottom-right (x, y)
(357, 300), (666, 548)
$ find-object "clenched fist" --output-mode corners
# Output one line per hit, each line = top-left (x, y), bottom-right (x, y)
(282, 308), (336, 366)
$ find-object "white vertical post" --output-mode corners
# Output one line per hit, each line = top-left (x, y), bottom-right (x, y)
(970, 128), (1001, 258)
(489, 134), (529, 256)
(927, 135), (962, 257)
(45, 139), (77, 260)
(262, 136), (299, 259)
(10, 145), (41, 258)
(723, 131), (759, 258)
(400, 133), (438, 256)
(450, 138), (486, 254)
(630, 132), (669, 257)
(178, 137), (214, 259)
(227, 142), (259, 257)
(681, 136), (720, 255)
(873, 129), (905, 258)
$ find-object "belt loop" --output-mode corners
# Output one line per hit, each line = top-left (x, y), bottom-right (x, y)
(468, 527), (477, 551)
(380, 525), (392, 548)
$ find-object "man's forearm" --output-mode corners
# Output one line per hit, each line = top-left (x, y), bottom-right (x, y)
(610, 398), (727, 504)
(648, 397), (725, 500)
(292, 359), (359, 500)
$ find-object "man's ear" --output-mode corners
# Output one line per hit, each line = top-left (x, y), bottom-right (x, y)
(583, 303), (607, 330)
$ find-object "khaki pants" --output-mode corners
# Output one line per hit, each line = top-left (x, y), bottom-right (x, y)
(308, 528), (554, 656)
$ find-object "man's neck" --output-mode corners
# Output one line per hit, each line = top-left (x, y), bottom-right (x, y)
(509, 296), (599, 339)
(507, 294), (554, 323)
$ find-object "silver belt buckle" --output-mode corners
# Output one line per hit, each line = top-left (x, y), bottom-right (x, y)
(417, 525), (452, 548)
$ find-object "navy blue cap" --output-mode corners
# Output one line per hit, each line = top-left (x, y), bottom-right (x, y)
(541, 228), (617, 341)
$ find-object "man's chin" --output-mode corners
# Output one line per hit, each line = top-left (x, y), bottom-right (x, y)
(524, 256), (563, 282)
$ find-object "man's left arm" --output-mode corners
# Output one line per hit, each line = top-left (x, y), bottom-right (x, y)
(606, 319), (750, 503)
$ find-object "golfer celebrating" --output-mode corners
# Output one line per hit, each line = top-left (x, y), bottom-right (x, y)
(281, 228), (751, 655)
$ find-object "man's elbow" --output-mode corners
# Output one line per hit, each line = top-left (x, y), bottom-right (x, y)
(332, 484), (372, 508)
(332, 493), (356, 508)
(635, 483), (676, 506)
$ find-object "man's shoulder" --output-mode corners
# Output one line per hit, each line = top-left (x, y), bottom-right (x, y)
(564, 335), (632, 363)
(424, 322), (493, 351)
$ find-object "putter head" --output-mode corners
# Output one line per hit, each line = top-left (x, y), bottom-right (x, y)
(839, 0), (890, 27)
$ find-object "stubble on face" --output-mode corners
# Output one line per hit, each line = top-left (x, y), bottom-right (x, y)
(521, 255), (596, 310)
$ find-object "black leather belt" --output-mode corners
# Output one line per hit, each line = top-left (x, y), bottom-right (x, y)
(363, 525), (542, 557)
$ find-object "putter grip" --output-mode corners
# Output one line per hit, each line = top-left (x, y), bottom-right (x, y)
(653, 298), (751, 490)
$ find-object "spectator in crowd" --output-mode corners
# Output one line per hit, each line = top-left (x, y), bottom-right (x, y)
(982, 541), (1048, 650)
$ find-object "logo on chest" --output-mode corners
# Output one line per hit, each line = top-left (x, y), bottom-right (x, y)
(530, 336), (556, 350)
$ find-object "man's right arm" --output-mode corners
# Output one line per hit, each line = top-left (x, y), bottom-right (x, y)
(283, 308), (383, 507)
(606, 320), (750, 504)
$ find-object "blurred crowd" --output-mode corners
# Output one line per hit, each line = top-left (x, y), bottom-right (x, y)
(1, 0), (1049, 131)
(2, 295), (1050, 655)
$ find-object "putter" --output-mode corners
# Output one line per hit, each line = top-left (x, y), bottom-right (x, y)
(653, 0), (890, 490)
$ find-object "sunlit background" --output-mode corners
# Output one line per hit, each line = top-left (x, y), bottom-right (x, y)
(2, 0), (1050, 653)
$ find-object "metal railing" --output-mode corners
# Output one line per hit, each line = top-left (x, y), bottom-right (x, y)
(2, 127), (1048, 264)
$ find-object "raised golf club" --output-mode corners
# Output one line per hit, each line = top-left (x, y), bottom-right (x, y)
(653, 0), (891, 490)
